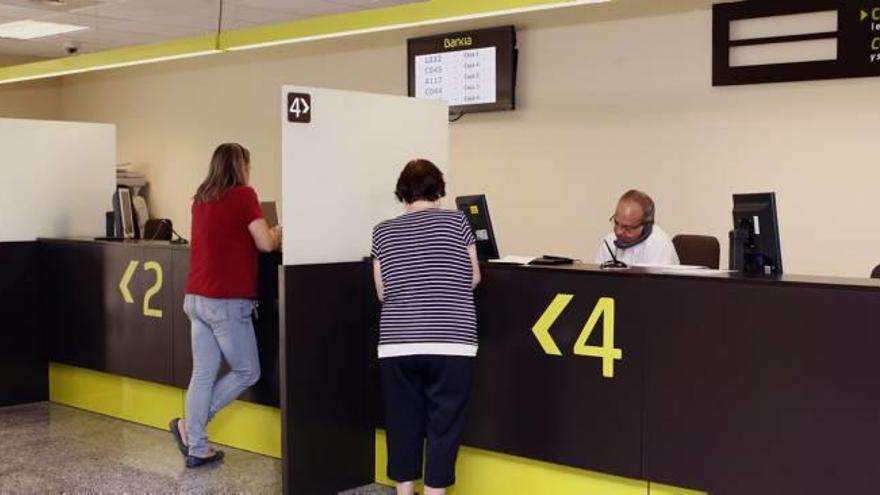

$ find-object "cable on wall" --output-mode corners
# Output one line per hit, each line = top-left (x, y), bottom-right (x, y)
(215, 0), (225, 50)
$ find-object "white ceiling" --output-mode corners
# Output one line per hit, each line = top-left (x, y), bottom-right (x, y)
(0, 0), (423, 58)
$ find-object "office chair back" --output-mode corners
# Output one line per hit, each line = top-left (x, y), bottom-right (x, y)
(871, 265), (880, 279)
(143, 218), (173, 241)
(672, 234), (721, 269)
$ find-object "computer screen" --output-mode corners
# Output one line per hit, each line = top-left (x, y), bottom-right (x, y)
(455, 194), (499, 260)
(729, 192), (783, 275)
(117, 187), (135, 239)
(408, 26), (517, 115)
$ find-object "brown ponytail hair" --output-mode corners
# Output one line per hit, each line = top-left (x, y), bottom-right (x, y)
(194, 143), (250, 202)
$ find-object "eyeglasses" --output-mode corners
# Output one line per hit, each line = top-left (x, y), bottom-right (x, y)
(609, 215), (644, 234)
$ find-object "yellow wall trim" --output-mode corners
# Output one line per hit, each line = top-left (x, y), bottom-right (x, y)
(48, 362), (281, 458)
(0, 0), (610, 84)
(221, 0), (610, 51)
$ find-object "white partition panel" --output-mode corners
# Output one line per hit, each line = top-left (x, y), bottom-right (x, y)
(281, 86), (449, 265)
(0, 118), (115, 242)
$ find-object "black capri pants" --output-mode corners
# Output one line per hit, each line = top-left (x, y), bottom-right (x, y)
(380, 354), (474, 488)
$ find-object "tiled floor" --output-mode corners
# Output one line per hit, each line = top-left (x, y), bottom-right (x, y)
(0, 402), (281, 492)
(339, 485), (395, 495)
(0, 402), (394, 494)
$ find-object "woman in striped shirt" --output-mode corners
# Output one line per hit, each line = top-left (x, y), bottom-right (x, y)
(372, 159), (481, 495)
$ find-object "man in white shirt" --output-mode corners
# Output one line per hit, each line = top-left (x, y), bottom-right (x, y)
(595, 189), (679, 266)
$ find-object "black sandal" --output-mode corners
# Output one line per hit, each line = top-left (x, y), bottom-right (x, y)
(168, 418), (188, 457)
(186, 450), (225, 468)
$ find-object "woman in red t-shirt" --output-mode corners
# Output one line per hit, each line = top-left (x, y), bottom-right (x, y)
(169, 143), (281, 468)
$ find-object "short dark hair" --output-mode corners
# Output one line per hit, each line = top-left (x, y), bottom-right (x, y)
(394, 159), (446, 203)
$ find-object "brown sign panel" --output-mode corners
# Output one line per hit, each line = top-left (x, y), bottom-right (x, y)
(714, 0), (880, 85)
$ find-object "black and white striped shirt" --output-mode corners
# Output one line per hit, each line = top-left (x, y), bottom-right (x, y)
(371, 208), (477, 358)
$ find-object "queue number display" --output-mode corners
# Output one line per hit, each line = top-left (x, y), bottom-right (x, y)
(414, 47), (497, 106)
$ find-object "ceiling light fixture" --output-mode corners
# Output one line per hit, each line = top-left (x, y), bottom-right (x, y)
(0, 20), (88, 40)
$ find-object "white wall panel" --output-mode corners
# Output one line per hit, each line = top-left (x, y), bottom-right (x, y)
(281, 86), (448, 265)
(0, 118), (115, 241)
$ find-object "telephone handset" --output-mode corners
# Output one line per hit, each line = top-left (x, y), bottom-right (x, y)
(613, 221), (653, 249)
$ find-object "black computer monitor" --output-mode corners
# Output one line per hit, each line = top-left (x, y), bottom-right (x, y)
(455, 194), (499, 260)
(729, 192), (783, 275)
(117, 187), (135, 239)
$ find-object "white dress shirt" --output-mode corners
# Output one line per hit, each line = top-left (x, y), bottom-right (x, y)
(594, 225), (680, 266)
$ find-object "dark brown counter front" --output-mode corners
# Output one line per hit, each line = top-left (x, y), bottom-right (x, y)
(38, 238), (281, 407)
(0, 242), (44, 407)
(7, 239), (880, 494)
(282, 261), (880, 495)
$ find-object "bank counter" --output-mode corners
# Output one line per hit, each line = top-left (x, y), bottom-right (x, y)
(0, 242), (42, 407)
(283, 261), (880, 495)
(36, 238), (282, 406)
(4, 239), (880, 495)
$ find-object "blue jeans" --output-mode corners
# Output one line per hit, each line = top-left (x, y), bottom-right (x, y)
(183, 294), (261, 456)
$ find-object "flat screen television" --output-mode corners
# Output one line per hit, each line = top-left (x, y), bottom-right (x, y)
(408, 26), (517, 115)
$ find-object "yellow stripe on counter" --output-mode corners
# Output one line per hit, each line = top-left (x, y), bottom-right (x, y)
(375, 429), (705, 495)
(49, 362), (702, 491)
(208, 397), (281, 458)
(49, 362), (281, 458)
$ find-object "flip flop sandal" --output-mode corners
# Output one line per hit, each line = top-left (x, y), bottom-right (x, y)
(168, 418), (188, 457)
(186, 450), (225, 468)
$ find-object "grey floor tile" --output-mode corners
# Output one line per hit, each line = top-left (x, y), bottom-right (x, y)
(339, 484), (396, 495)
(0, 402), (390, 494)
(0, 402), (282, 494)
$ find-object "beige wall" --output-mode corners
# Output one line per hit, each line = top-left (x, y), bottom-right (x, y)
(0, 55), (61, 119)
(53, 4), (880, 277)
(58, 32), (406, 244)
(453, 8), (880, 278)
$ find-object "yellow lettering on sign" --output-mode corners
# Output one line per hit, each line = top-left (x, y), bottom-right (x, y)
(531, 294), (623, 378)
(119, 259), (164, 318)
(119, 260), (138, 304)
(142, 261), (164, 318)
(470, 205), (479, 215)
(531, 293), (572, 356)
(873, 37), (880, 51)
(444, 36), (473, 49)
(572, 297), (622, 378)
(873, 7), (880, 21)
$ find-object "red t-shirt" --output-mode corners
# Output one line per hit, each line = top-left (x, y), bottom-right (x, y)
(186, 186), (263, 298)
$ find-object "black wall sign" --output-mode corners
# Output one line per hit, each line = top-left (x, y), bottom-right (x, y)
(407, 26), (517, 114)
(714, 0), (880, 85)
(287, 92), (311, 123)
